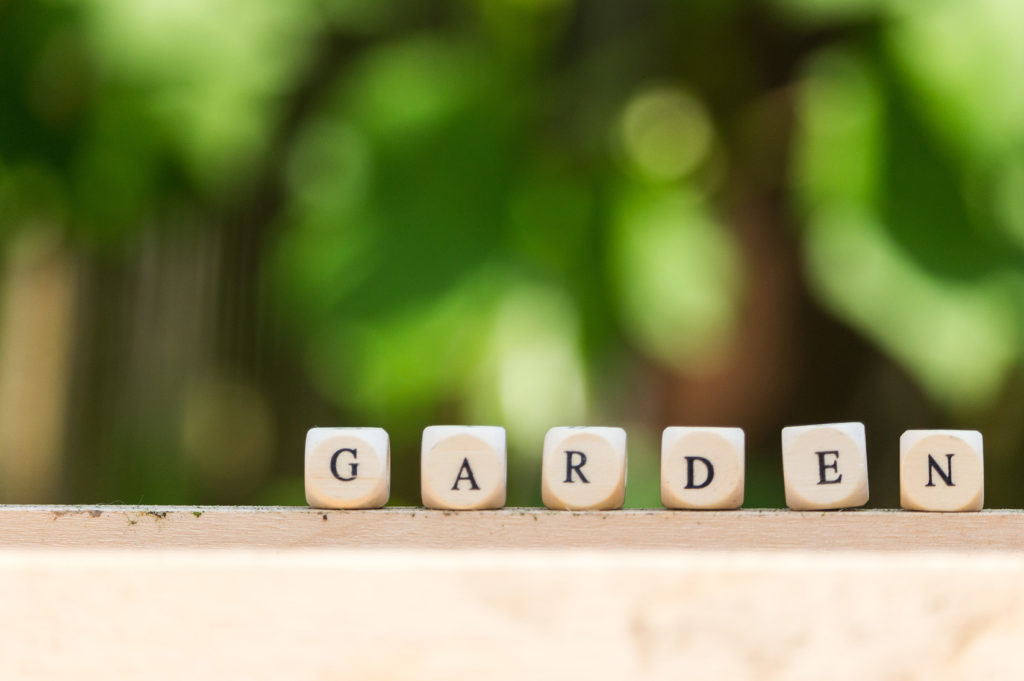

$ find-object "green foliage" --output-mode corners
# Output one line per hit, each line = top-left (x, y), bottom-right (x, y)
(792, 4), (1024, 411)
(2, 0), (1023, 506)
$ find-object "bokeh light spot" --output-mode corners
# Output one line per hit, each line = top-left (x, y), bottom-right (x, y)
(619, 87), (714, 182)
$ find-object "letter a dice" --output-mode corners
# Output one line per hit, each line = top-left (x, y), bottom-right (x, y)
(900, 430), (983, 512)
(421, 426), (507, 510)
(781, 422), (868, 510)
(305, 427), (390, 509)
(661, 427), (744, 509)
(542, 427), (626, 510)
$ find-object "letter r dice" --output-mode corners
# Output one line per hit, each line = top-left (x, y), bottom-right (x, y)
(305, 427), (390, 509)
(781, 422), (868, 510)
(542, 427), (626, 510)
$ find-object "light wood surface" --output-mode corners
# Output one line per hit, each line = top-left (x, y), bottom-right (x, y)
(0, 505), (1023, 550)
(1, 548), (1024, 680)
(4, 507), (1024, 678)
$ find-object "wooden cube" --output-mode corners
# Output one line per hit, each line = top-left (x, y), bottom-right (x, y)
(421, 426), (506, 510)
(305, 427), (390, 509)
(542, 427), (626, 510)
(661, 427), (744, 509)
(900, 430), (983, 512)
(781, 422), (868, 510)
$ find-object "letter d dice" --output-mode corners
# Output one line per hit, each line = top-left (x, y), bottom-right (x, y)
(661, 427), (744, 509)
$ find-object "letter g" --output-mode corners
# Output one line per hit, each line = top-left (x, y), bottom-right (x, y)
(330, 448), (359, 481)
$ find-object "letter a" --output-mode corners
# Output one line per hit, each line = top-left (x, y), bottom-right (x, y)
(451, 457), (481, 491)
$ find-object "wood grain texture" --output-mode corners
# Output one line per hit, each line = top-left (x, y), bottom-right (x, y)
(1, 505), (1023, 550)
(1, 548), (1023, 680)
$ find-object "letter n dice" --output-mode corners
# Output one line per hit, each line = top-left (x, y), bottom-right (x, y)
(900, 430), (983, 512)
(542, 427), (626, 510)
(305, 427), (390, 509)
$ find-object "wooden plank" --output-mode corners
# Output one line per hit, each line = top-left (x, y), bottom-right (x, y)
(0, 548), (1023, 680)
(0, 505), (1023, 550)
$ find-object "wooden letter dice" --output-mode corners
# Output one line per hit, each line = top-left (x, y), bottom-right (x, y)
(421, 426), (506, 510)
(305, 427), (390, 509)
(781, 422), (868, 510)
(661, 427), (744, 509)
(900, 430), (983, 512)
(542, 427), (626, 510)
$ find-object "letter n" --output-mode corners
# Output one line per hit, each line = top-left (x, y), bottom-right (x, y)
(925, 453), (955, 487)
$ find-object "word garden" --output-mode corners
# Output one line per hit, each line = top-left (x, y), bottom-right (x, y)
(305, 423), (984, 512)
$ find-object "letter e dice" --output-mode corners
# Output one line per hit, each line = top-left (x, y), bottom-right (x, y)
(781, 422), (868, 510)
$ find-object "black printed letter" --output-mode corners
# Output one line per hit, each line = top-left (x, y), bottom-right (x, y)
(564, 450), (589, 483)
(330, 448), (359, 481)
(451, 458), (481, 491)
(925, 453), (955, 487)
(684, 456), (714, 489)
(816, 450), (842, 485)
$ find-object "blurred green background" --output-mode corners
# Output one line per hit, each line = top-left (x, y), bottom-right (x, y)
(1, 0), (1022, 507)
